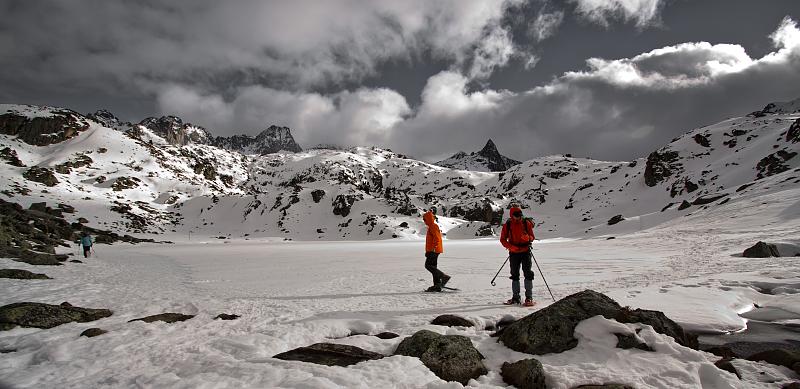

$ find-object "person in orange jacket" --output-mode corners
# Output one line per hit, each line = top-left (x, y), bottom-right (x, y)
(500, 205), (535, 306)
(423, 209), (450, 292)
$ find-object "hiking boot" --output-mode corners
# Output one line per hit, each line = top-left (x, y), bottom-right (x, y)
(523, 299), (536, 307)
(441, 275), (451, 287)
(426, 285), (442, 292)
(503, 298), (521, 305)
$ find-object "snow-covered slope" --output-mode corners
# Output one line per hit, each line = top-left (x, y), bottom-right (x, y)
(1, 102), (798, 242)
(436, 139), (521, 172)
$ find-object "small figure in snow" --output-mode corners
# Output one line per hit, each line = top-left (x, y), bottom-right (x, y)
(500, 205), (535, 306)
(423, 209), (450, 292)
(79, 231), (93, 258)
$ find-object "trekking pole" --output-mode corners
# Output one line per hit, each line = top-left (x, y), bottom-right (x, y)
(531, 253), (556, 302)
(490, 255), (510, 286)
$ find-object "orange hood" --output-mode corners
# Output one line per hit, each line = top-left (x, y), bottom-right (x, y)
(423, 211), (435, 226)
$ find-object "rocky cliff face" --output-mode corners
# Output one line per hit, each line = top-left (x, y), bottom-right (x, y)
(0, 105), (91, 146)
(212, 125), (302, 155)
(138, 116), (211, 146)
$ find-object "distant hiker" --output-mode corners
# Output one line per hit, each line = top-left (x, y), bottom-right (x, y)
(423, 209), (450, 292)
(80, 231), (93, 258)
(500, 206), (535, 306)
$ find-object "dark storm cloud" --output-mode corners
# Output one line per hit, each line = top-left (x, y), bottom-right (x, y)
(0, 0), (515, 123)
(1, 0), (798, 163)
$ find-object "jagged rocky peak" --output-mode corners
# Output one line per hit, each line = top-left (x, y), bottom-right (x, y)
(751, 96), (800, 117)
(213, 125), (302, 155)
(88, 109), (119, 126)
(436, 139), (521, 172)
(138, 115), (211, 146)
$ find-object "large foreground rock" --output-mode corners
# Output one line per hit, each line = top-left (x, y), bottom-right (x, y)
(743, 241), (780, 258)
(498, 290), (696, 355)
(501, 358), (546, 389)
(0, 302), (112, 330)
(394, 329), (488, 385)
(273, 343), (384, 367)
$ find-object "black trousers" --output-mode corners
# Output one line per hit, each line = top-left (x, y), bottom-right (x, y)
(509, 251), (534, 299)
(83, 246), (91, 258)
(424, 252), (446, 285)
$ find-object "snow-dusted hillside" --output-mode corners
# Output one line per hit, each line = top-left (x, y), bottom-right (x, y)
(0, 102), (798, 242)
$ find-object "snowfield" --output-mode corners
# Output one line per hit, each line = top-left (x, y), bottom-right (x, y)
(1, 185), (799, 388)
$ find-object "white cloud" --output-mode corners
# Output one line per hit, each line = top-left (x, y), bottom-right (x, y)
(530, 11), (565, 42)
(156, 85), (410, 148)
(569, 0), (664, 27)
(468, 25), (517, 79)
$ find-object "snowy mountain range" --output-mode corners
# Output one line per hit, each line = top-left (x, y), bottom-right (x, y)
(436, 139), (521, 172)
(0, 100), (798, 242)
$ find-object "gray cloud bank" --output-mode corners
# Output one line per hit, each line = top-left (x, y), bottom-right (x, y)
(1, 1), (798, 161)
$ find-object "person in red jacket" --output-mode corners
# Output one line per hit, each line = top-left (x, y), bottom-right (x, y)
(423, 209), (450, 292)
(500, 206), (535, 306)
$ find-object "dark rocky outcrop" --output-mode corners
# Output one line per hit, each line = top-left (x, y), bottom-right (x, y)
(693, 134), (711, 147)
(374, 332), (399, 339)
(273, 343), (384, 367)
(0, 302), (112, 330)
(0, 147), (25, 167)
(693, 194), (727, 206)
(80, 328), (108, 337)
(0, 199), (156, 266)
(332, 193), (361, 217)
(498, 290), (696, 355)
(500, 358), (547, 389)
(607, 215), (624, 225)
(111, 176), (141, 191)
(788, 118), (800, 143)
(311, 189), (325, 203)
(0, 269), (51, 279)
(394, 329), (487, 385)
(448, 198), (503, 224)
(677, 200), (692, 210)
(743, 241), (780, 258)
(214, 313), (240, 320)
(756, 150), (797, 179)
(0, 107), (90, 146)
(431, 314), (474, 328)
(615, 333), (653, 351)
(129, 313), (194, 324)
(23, 166), (59, 186)
(746, 349), (800, 371)
(644, 150), (682, 187)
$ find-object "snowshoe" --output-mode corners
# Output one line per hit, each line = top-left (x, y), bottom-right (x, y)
(503, 298), (521, 305)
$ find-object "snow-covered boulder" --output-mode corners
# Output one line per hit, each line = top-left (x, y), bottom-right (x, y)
(498, 290), (696, 355)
